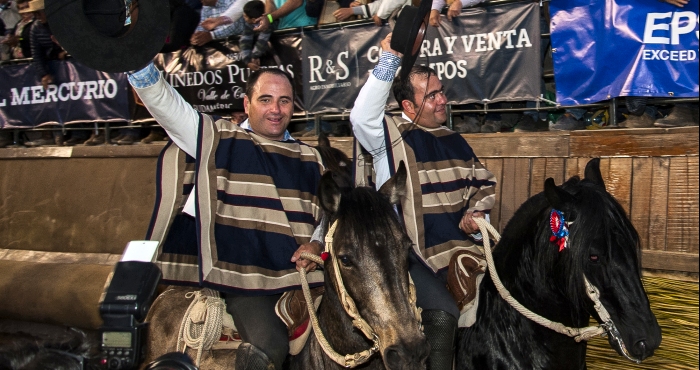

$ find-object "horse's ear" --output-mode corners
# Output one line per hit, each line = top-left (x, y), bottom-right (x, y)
(379, 161), (407, 205)
(544, 177), (575, 210)
(319, 170), (341, 214)
(584, 158), (606, 189)
(318, 132), (331, 148)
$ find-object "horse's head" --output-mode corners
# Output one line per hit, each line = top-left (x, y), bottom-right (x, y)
(318, 161), (429, 370)
(542, 158), (661, 362)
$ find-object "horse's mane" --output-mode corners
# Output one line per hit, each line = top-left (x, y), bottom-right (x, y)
(495, 176), (642, 323)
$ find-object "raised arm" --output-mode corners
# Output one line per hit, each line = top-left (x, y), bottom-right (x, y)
(221, 0), (254, 26)
(350, 34), (400, 153)
(127, 63), (199, 157)
(351, 33), (403, 188)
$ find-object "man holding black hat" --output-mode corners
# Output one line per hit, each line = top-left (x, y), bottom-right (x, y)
(46, 3), (325, 368)
(126, 62), (326, 370)
(351, 31), (497, 369)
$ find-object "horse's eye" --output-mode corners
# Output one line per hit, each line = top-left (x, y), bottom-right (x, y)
(590, 255), (599, 263)
(338, 255), (352, 267)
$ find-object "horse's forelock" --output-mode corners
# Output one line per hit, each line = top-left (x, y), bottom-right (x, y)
(335, 187), (405, 252)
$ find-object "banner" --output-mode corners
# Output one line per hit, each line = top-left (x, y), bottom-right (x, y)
(153, 33), (303, 116)
(302, 1), (541, 114)
(0, 60), (129, 128)
(550, 0), (699, 106)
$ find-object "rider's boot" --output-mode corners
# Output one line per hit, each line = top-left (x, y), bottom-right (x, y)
(422, 309), (457, 370)
(235, 342), (275, 370)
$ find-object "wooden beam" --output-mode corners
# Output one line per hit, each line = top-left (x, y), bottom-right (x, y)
(642, 250), (699, 273)
(570, 127), (699, 157)
(463, 131), (569, 158)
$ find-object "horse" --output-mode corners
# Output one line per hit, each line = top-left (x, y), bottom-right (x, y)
(143, 144), (427, 369)
(290, 162), (428, 370)
(456, 158), (662, 370)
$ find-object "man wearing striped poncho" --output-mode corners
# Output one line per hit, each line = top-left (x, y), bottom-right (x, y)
(128, 63), (325, 370)
(351, 33), (497, 370)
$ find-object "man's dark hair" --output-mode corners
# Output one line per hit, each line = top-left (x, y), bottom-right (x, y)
(243, 1), (265, 19)
(391, 65), (437, 107)
(245, 68), (296, 99)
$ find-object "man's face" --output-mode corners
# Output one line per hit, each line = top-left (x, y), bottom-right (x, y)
(244, 73), (294, 141)
(404, 74), (448, 128)
(18, 1), (33, 19)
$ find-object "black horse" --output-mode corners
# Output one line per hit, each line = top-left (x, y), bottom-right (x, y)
(291, 162), (430, 370)
(457, 158), (661, 369)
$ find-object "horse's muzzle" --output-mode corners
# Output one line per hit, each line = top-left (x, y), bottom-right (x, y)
(383, 338), (430, 370)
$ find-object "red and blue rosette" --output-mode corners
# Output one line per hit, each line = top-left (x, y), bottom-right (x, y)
(549, 209), (569, 252)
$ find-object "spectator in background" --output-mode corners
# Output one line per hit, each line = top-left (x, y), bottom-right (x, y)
(28, 0), (65, 90)
(251, 0), (317, 31)
(654, 103), (699, 127)
(160, 0), (200, 53)
(190, 0), (246, 47)
(0, 0), (21, 60)
(240, 0), (271, 71)
(23, 0), (66, 147)
(1, 0), (33, 59)
(333, 0), (408, 25)
(198, 0), (253, 32)
(0, 19), (5, 60)
(428, 0), (484, 27)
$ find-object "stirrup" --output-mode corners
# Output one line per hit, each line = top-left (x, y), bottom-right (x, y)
(235, 343), (275, 370)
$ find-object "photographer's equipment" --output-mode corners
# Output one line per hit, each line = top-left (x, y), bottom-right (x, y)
(144, 352), (199, 370)
(99, 261), (162, 370)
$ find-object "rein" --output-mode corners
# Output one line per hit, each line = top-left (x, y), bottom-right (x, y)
(298, 220), (422, 368)
(473, 217), (641, 364)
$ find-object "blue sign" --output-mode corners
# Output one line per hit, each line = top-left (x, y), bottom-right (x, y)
(550, 0), (699, 106)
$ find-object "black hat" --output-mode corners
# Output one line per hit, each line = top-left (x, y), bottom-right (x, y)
(45, 0), (170, 73)
(390, 0), (431, 81)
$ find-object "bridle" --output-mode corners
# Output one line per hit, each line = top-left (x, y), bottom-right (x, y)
(298, 219), (422, 368)
(473, 217), (642, 364)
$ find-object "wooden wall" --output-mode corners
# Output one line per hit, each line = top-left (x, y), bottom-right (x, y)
(306, 127), (700, 275)
(1, 127), (697, 274)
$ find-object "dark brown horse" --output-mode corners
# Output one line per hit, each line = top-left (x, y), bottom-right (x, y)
(457, 158), (661, 369)
(290, 162), (429, 370)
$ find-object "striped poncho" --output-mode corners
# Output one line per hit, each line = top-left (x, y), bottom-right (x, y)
(147, 115), (325, 295)
(356, 115), (497, 273)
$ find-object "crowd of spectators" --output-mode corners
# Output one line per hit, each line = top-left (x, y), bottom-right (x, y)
(0, 0), (698, 148)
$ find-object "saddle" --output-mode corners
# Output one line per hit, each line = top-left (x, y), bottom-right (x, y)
(177, 250), (484, 365)
(446, 250), (488, 328)
(177, 286), (325, 365)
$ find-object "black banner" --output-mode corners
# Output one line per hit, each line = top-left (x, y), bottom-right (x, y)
(0, 60), (130, 128)
(302, 24), (391, 114)
(153, 33), (304, 115)
(302, 1), (541, 113)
